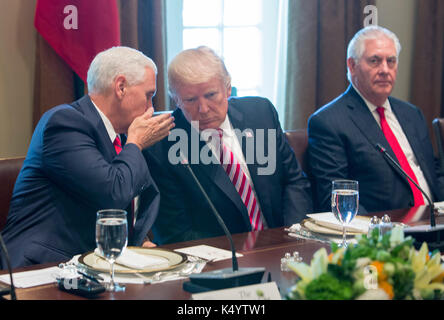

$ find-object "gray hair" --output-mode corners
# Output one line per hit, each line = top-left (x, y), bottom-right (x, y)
(87, 46), (157, 94)
(167, 46), (231, 102)
(347, 26), (402, 81)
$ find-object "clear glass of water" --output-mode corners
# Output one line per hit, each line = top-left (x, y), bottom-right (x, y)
(331, 180), (359, 248)
(96, 209), (128, 292)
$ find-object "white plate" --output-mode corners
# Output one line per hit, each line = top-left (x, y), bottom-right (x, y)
(79, 247), (187, 274)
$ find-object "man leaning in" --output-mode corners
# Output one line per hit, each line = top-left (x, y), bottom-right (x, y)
(3, 46), (174, 268)
(308, 26), (444, 214)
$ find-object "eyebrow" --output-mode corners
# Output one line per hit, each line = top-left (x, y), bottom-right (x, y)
(368, 55), (397, 59)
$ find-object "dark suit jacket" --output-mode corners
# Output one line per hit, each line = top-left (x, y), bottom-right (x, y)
(308, 85), (444, 213)
(145, 96), (313, 245)
(2, 95), (160, 268)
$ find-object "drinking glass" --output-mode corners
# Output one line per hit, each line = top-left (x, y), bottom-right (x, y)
(96, 209), (128, 292)
(331, 180), (359, 248)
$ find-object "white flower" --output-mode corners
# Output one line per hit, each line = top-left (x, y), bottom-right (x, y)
(355, 289), (389, 300)
(389, 225), (404, 248)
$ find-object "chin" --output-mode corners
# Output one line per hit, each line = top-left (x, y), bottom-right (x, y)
(199, 124), (216, 131)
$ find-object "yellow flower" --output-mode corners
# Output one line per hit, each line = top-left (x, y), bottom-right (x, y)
(410, 242), (444, 292)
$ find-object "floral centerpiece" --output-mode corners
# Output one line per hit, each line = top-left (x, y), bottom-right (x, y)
(286, 226), (444, 300)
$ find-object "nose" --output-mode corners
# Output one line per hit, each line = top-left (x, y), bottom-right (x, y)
(198, 99), (209, 114)
(379, 59), (390, 74)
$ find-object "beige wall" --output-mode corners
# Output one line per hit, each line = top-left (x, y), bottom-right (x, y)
(376, 0), (416, 102)
(0, 0), (36, 158)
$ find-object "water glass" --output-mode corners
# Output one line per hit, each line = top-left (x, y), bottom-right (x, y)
(331, 180), (359, 247)
(96, 209), (128, 292)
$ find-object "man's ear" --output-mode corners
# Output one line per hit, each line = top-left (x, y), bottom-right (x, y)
(347, 57), (356, 74)
(114, 75), (126, 99)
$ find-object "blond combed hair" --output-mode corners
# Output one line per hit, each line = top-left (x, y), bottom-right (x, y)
(168, 46), (231, 102)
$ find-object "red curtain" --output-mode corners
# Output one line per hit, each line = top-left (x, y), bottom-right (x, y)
(34, 0), (120, 83)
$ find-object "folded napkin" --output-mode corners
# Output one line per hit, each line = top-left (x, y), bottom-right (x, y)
(434, 202), (444, 215)
(307, 212), (369, 233)
(94, 248), (169, 270)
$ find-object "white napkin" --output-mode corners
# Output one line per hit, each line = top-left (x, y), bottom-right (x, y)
(307, 212), (368, 233)
(174, 245), (243, 262)
(434, 201), (444, 209)
(434, 201), (444, 215)
(0, 267), (61, 288)
(94, 248), (169, 270)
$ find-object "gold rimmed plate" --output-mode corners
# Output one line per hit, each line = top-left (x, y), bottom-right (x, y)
(78, 247), (188, 274)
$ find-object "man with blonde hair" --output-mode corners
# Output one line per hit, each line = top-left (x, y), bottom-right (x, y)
(308, 26), (444, 214)
(3, 46), (174, 267)
(145, 46), (312, 244)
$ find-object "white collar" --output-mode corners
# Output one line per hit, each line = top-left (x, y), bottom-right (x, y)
(217, 114), (234, 137)
(90, 98), (118, 143)
(351, 83), (391, 113)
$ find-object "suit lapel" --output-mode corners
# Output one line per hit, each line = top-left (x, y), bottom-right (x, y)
(175, 109), (252, 229)
(227, 101), (273, 227)
(346, 86), (413, 188)
(346, 86), (400, 163)
(391, 100), (434, 185)
(391, 100), (422, 161)
(74, 95), (116, 162)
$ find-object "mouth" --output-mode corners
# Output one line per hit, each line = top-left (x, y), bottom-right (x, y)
(199, 118), (216, 125)
(374, 81), (392, 88)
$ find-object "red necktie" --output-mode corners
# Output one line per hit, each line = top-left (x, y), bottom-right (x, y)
(376, 107), (424, 206)
(217, 129), (264, 230)
(113, 135), (135, 234)
(113, 135), (122, 154)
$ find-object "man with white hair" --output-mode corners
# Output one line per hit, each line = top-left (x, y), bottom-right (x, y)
(308, 26), (444, 214)
(3, 46), (174, 267)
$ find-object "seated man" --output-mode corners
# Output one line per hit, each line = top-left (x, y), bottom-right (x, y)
(145, 46), (313, 245)
(308, 26), (444, 213)
(2, 47), (174, 268)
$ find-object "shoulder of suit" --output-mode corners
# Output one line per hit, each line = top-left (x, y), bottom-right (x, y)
(228, 96), (274, 113)
(38, 96), (96, 133)
(310, 91), (349, 120)
(229, 95), (270, 104)
(388, 96), (421, 113)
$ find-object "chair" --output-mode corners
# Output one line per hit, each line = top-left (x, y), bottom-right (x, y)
(432, 118), (444, 169)
(284, 129), (309, 174)
(0, 157), (24, 231)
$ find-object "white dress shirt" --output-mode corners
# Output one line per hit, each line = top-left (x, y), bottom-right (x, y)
(352, 85), (432, 204)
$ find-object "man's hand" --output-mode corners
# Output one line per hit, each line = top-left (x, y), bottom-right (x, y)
(126, 108), (175, 150)
(142, 240), (157, 248)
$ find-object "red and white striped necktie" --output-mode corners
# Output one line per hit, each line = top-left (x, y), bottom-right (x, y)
(216, 129), (264, 231)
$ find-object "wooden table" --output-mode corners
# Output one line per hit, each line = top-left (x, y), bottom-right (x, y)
(2, 205), (442, 300)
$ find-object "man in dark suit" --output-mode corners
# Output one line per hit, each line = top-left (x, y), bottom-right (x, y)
(2, 47), (174, 268)
(145, 46), (312, 245)
(308, 26), (444, 214)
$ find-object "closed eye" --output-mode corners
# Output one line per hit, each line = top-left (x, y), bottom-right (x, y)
(204, 92), (217, 99)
